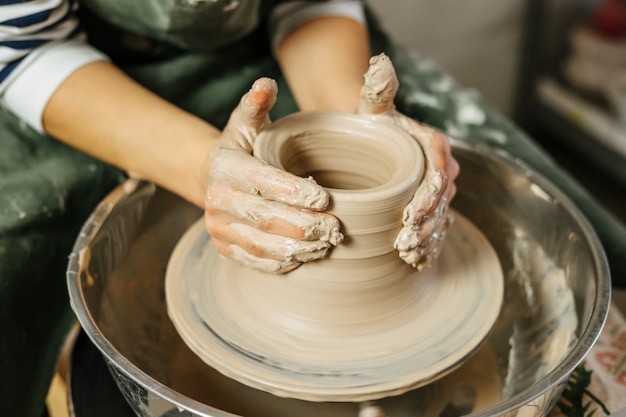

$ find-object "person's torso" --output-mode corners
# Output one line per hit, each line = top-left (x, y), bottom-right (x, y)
(78, 0), (273, 56)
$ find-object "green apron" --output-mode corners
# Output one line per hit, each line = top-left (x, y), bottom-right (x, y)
(1, 2), (624, 416)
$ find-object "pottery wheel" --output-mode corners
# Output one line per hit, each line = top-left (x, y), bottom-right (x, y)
(165, 210), (503, 402)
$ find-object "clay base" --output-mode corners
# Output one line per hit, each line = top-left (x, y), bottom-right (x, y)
(165, 210), (503, 402)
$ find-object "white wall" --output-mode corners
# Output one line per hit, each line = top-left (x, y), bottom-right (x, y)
(367, 0), (527, 114)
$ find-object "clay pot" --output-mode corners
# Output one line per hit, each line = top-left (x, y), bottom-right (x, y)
(241, 111), (425, 337)
(255, 111), (424, 260)
(165, 111), (503, 402)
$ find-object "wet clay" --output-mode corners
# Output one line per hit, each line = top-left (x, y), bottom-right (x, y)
(165, 112), (504, 402)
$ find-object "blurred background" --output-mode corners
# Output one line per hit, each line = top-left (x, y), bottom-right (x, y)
(368, 0), (525, 114)
(368, 0), (626, 225)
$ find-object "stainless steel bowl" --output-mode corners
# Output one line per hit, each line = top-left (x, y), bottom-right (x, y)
(67, 139), (611, 417)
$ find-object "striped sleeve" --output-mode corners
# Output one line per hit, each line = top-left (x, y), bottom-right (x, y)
(269, 0), (366, 54)
(0, 0), (108, 132)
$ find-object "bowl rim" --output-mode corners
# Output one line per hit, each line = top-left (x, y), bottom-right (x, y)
(66, 139), (611, 416)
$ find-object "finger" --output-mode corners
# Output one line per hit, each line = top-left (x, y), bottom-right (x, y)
(229, 222), (334, 262)
(212, 238), (301, 274)
(209, 221), (333, 268)
(448, 180), (458, 200)
(242, 77), (278, 121)
(232, 245), (302, 274)
(401, 120), (449, 172)
(205, 187), (343, 244)
(401, 124), (452, 217)
(395, 209), (449, 254)
(221, 77), (278, 152)
(395, 211), (453, 270)
(356, 53), (399, 115)
(391, 117), (453, 175)
(448, 154), (460, 198)
(401, 167), (445, 227)
(446, 153), (459, 201)
(427, 130), (448, 170)
(210, 149), (331, 210)
(421, 129), (459, 198)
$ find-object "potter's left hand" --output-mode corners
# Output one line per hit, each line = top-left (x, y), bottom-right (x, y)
(204, 78), (343, 274)
(357, 53), (460, 270)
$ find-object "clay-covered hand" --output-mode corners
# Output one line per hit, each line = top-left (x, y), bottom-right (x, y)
(357, 53), (460, 270)
(204, 78), (343, 273)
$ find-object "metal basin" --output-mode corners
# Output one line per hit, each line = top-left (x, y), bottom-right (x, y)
(67, 139), (611, 417)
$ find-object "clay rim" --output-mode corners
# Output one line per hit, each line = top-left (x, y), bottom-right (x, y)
(253, 111), (425, 206)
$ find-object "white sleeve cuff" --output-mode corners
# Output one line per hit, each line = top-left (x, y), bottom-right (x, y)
(1, 38), (109, 133)
(269, 0), (365, 54)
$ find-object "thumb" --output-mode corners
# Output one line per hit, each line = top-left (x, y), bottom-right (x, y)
(222, 77), (278, 152)
(356, 53), (399, 116)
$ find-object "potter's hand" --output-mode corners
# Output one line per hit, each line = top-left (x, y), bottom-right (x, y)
(357, 54), (460, 270)
(204, 78), (343, 274)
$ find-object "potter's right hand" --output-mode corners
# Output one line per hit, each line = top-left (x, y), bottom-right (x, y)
(204, 78), (343, 274)
(357, 54), (459, 271)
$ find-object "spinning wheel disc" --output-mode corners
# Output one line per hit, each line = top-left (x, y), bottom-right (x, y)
(165, 211), (503, 402)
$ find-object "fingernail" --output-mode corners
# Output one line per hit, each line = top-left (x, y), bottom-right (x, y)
(251, 77), (278, 94)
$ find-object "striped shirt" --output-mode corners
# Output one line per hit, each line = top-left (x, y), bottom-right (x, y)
(0, 0), (364, 133)
(1, 0), (80, 83)
(0, 0), (108, 131)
